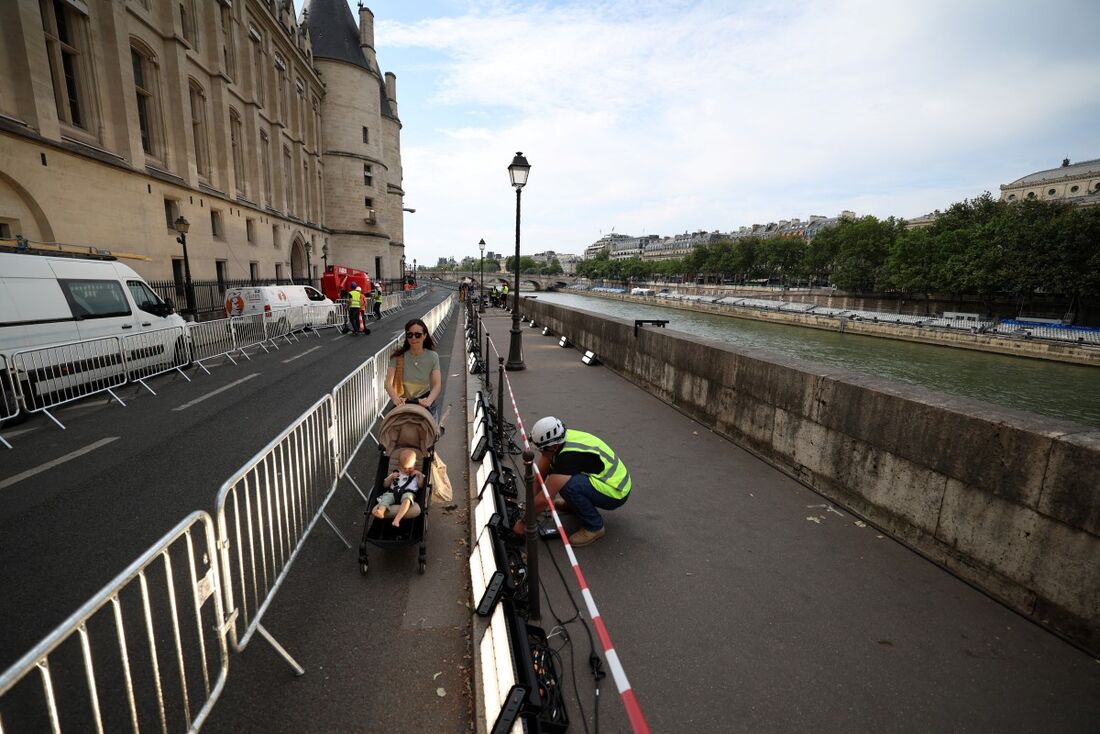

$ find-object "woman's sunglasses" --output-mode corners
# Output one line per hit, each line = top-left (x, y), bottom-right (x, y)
(405, 331), (425, 338)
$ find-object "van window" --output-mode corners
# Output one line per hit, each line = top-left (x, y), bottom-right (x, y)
(59, 279), (132, 319)
(127, 280), (163, 313)
(305, 286), (325, 301)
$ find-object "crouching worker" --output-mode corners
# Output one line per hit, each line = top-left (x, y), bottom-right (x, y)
(514, 416), (632, 547)
(373, 448), (424, 527)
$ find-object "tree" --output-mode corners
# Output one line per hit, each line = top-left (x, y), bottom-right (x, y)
(831, 216), (902, 291)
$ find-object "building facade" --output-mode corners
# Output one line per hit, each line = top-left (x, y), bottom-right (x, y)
(0, 0), (404, 287)
(999, 157), (1100, 207)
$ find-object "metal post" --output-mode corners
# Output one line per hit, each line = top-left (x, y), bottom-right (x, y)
(506, 187), (525, 370)
(479, 249), (486, 314)
(523, 447), (540, 621)
(496, 358), (505, 452)
(484, 334), (491, 395)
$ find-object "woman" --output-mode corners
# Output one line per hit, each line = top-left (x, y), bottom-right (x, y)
(385, 318), (441, 421)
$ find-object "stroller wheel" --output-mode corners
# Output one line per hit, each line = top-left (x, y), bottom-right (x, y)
(417, 559), (427, 575)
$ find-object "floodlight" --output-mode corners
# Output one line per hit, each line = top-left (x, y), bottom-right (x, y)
(558, 336), (571, 348)
(582, 350), (599, 366)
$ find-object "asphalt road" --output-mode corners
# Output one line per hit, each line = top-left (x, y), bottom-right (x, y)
(0, 289), (451, 673)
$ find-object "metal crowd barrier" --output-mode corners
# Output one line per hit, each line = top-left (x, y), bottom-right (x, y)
(122, 325), (193, 395)
(8, 335), (128, 430)
(0, 511), (229, 733)
(0, 354), (16, 449)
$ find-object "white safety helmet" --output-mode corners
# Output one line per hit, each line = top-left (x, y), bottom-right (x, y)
(354, 284), (361, 290)
(531, 416), (566, 450)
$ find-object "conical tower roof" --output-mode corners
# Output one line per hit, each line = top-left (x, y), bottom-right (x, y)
(305, 0), (370, 70)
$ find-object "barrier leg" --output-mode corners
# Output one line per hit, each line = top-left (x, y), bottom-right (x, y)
(43, 409), (66, 430)
(321, 511), (352, 549)
(137, 378), (157, 396)
(174, 366), (193, 382)
(106, 388), (126, 407)
(0, 433), (11, 449)
(196, 361), (213, 375)
(256, 624), (305, 677)
(343, 473), (370, 504)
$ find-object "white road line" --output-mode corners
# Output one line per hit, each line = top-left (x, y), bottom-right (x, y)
(172, 373), (260, 411)
(282, 345), (323, 364)
(0, 436), (120, 491)
(2, 426), (41, 439)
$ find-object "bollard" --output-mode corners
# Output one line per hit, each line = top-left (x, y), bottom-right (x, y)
(497, 357), (505, 453)
(523, 447), (540, 621)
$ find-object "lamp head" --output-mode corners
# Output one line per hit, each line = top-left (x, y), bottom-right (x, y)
(479, 238), (486, 254)
(173, 215), (190, 235)
(508, 152), (531, 189)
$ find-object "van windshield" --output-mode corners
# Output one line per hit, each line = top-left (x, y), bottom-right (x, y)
(305, 287), (326, 301)
(59, 279), (132, 319)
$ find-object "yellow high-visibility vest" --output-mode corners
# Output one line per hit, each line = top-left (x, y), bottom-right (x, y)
(558, 429), (631, 499)
(348, 290), (363, 308)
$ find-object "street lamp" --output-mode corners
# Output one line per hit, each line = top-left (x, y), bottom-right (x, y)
(478, 238), (486, 313)
(401, 255), (406, 287)
(305, 241), (313, 285)
(173, 215), (196, 319)
(321, 240), (329, 269)
(505, 152), (530, 371)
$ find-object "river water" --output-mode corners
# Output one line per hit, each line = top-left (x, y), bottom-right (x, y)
(528, 291), (1100, 429)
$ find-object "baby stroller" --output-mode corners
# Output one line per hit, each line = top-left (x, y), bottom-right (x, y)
(358, 403), (440, 575)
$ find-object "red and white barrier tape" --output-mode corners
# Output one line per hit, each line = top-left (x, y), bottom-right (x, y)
(485, 335), (651, 734)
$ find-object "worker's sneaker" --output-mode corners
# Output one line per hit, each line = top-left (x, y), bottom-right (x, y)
(568, 527), (605, 547)
(552, 497), (574, 515)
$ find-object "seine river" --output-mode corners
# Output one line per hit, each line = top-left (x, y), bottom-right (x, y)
(529, 291), (1100, 429)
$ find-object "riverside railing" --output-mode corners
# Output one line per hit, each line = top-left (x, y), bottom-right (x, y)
(0, 511), (229, 733)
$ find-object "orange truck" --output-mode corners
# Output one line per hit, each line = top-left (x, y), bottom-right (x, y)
(321, 265), (372, 301)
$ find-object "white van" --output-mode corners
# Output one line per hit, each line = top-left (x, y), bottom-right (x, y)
(0, 248), (187, 419)
(630, 288), (656, 296)
(223, 285), (330, 318)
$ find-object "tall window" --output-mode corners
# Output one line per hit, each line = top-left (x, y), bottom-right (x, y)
(303, 159), (310, 221)
(188, 81), (210, 179)
(363, 164), (372, 187)
(296, 80), (305, 138)
(180, 1), (197, 48)
(130, 43), (163, 159)
(249, 27), (264, 107)
(274, 55), (288, 123)
(312, 97), (321, 151)
(283, 146), (293, 214)
(362, 126), (369, 144)
(41, 0), (95, 132)
(221, 5), (236, 78)
(229, 108), (245, 194)
(260, 130), (272, 205)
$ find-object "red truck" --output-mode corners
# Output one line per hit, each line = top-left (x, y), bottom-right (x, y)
(321, 265), (372, 300)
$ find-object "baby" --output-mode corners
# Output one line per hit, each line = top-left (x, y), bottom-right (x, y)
(373, 447), (424, 526)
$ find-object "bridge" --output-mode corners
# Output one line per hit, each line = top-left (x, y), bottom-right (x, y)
(429, 270), (579, 291)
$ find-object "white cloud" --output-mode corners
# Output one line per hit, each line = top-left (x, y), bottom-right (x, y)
(372, 0), (1100, 263)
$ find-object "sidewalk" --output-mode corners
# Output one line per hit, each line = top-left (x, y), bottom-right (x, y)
(473, 308), (1100, 733)
(204, 307), (472, 733)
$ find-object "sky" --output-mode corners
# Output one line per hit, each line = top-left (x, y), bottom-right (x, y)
(297, 0), (1100, 266)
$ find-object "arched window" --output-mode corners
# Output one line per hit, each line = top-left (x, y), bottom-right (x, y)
(1047, 188), (1057, 196)
(189, 80), (210, 179)
(229, 108), (246, 195)
(1026, 191), (1036, 199)
(130, 40), (163, 160)
(42, 0), (97, 134)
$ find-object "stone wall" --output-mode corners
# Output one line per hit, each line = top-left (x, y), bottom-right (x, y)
(521, 298), (1100, 654)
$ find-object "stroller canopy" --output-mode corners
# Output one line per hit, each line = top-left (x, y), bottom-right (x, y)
(379, 403), (440, 455)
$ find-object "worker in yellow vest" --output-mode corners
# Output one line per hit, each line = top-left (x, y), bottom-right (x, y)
(347, 284), (364, 334)
(516, 416), (632, 547)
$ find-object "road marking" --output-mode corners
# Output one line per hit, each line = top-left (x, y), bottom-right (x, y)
(172, 373), (260, 411)
(282, 345), (323, 364)
(2, 426), (41, 439)
(61, 400), (111, 412)
(0, 436), (119, 490)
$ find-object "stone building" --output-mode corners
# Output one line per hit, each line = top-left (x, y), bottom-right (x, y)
(999, 157), (1100, 207)
(0, 0), (404, 287)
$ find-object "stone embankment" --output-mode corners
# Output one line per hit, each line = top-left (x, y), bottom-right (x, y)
(571, 290), (1100, 367)
(521, 298), (1100, 655)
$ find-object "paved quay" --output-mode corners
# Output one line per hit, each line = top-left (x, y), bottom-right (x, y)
(473, 308), (1100, 733)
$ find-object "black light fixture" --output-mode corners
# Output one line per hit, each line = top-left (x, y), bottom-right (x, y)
(505, 152), (530, 371)
(478, 238), (486, 314)
(173, 215), (196, 319)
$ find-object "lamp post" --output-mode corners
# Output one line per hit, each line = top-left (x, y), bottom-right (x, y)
(400, 255), (406, 288)
(173, 215), (196, 319)
(305, 241), (313, 285)
(478, 238), (486, 313)
(321, 241), (329, 269)
(505, 152), (530, 371)
(413, 258), (417, 286)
